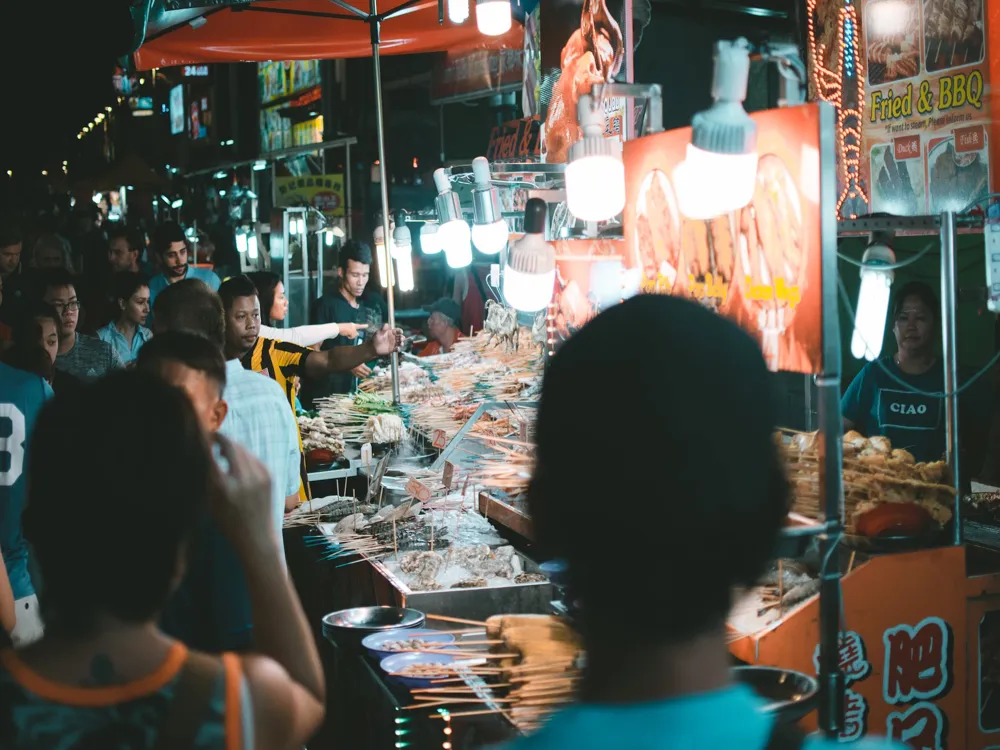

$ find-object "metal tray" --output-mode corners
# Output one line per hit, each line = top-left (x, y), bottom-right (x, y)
(368, 551), (553, 623)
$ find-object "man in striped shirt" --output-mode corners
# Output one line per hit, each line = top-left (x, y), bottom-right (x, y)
(218, 275), (403, 503)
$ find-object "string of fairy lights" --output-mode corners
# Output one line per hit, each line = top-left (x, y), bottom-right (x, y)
(806, 0), (869, 219)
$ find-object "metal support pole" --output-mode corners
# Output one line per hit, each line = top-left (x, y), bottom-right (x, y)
(816, 101), (844, 738)
(370, 0), (400, 404)
(940, 210), (962, 543)
(345, 141), (353, 238)
(623, 0), (634, 141)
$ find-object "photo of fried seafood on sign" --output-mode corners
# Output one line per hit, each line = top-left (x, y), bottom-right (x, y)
(922, 0), (984, 73)
(927, 133), (989, 213)
(870, 142), (924, 215)
(864, 0), (920, 85)
(634, 168), (682, 287)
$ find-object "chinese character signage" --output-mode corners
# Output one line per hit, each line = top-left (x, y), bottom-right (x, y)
(860, 0), (991, 214)
(623, 103), (827, 374)
(275, 174), (345, 218)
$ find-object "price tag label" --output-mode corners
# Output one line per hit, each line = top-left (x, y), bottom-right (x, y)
(405, 477), (432, 502)
(432, 429), (448, 449)
(443, 461), (455, 490)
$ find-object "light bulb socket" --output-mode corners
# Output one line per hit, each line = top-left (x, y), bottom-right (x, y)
(435, 190), (462, 224)
(690, 101), (757, 155)
(569, 97), (619, 163)
(472, 186), (503, 226)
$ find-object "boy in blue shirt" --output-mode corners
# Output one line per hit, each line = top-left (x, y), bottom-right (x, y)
(507, 296), (902, 750)
(0, 361), (52, 646)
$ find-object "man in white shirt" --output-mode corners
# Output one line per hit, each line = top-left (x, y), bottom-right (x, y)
(150, 278), (299, 650)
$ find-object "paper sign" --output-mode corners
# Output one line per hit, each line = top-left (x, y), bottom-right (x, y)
(406, 478), (432, 502)
(432, 429), (448, 450)
(443, 461), (455, 491)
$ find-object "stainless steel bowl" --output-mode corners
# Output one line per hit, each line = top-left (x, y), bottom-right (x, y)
(732, 666), (818, 724)
(322, 606), (425, 647)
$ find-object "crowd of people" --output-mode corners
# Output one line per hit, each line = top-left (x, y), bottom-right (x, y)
(0, 209), (907, 748)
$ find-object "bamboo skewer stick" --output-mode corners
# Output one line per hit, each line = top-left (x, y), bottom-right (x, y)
(425, 613), (487, 627)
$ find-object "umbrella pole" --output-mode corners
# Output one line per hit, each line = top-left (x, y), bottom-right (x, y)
(369, 1), (401, 405)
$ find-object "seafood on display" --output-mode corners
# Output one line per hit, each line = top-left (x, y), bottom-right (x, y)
(297, 415), (346, 455)
(365, 413), (406, 444)
(398, 550), (445, 590)
(381, 638), (444, 652)
(484, 300), (521, 353)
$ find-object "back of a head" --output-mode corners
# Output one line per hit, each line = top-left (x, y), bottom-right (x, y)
(153, 222), (186, 256)
(530, 295), (788, 643)
(219, 275), (258, 314)
(153, 278), (226, 350)
(339, 240), (372, 271)
(11, 302), (59, 348)
(137, 330), (228, 391)
(23, 370), (214, 631)
(2, 344), (53, 382)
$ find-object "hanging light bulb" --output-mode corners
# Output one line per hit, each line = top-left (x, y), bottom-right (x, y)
(674, 38), (758, 220)
(470, 156), (508, 254)
(325, 228), (335, 246)
(392, 220), (415, 293)
(373, 224), (391, 288)
(247, 232), (259, 260)
(851, 238), (896, 361)
(433, 168), (472, 269)
(236, 228), (249, 254)
(476, 0), (511, 35)
(565, 95), (625, 221)
(420, 223), (442, 255)
(447, 0), (469, 23)
(503, 198), (555, 312)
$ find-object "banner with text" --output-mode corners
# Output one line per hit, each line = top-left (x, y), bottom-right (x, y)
(861, 0), (991, 214)
(430, 26), (523, 104)
(275, 174), (344, 218)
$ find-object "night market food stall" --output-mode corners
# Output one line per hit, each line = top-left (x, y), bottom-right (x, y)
(130, 0), (1000, 747)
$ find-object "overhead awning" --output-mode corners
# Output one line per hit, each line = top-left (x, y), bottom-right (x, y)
(134, 0), (498, 70)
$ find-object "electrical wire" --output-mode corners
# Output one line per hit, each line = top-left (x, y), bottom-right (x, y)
(837, 275), (1000, 398)
(961, 192), (1000, 214)
(836, 238), (937, 271)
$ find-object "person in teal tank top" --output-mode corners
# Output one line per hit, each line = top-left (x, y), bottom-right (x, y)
(496, 296), (905, 750)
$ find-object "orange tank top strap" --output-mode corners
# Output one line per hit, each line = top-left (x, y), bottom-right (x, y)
(0, 642), (188, 707)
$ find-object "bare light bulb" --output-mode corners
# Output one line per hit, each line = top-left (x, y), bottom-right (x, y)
(448, 0), (469, 23)
(851, 242), (895, 361)
(373, 225), (391, 288)
(502, 198), (555, 312)
(566, 96), (625, 221)
(471, 156), (508, 254)
(421, 223), (442, 255)
(476, 0), (511, 35)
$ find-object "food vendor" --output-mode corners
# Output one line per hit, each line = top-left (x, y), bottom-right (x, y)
(841, 280), (991, 475)
(418, 298), (463, 357)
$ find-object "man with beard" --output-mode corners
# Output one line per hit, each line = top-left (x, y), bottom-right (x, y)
(38, 269), (123, 381)
(147, 222), (220, 316)
(219, 274), (403, 504)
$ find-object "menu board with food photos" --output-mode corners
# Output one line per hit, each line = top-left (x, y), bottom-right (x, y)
(859, 0), (991, 214)
(622, 103), (827, 375)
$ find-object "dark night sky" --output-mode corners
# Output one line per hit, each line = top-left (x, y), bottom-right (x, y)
(0, 0), (131, 172)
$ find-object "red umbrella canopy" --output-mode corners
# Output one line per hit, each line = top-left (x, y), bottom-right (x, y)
(134, 0), (493, 69)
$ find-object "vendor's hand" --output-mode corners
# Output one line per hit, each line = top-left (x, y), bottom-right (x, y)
(212, 433), (275, 543)
(372, 324), (404, 356)
(339, 322), (368, 340)
(352, 363), (372, 379)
